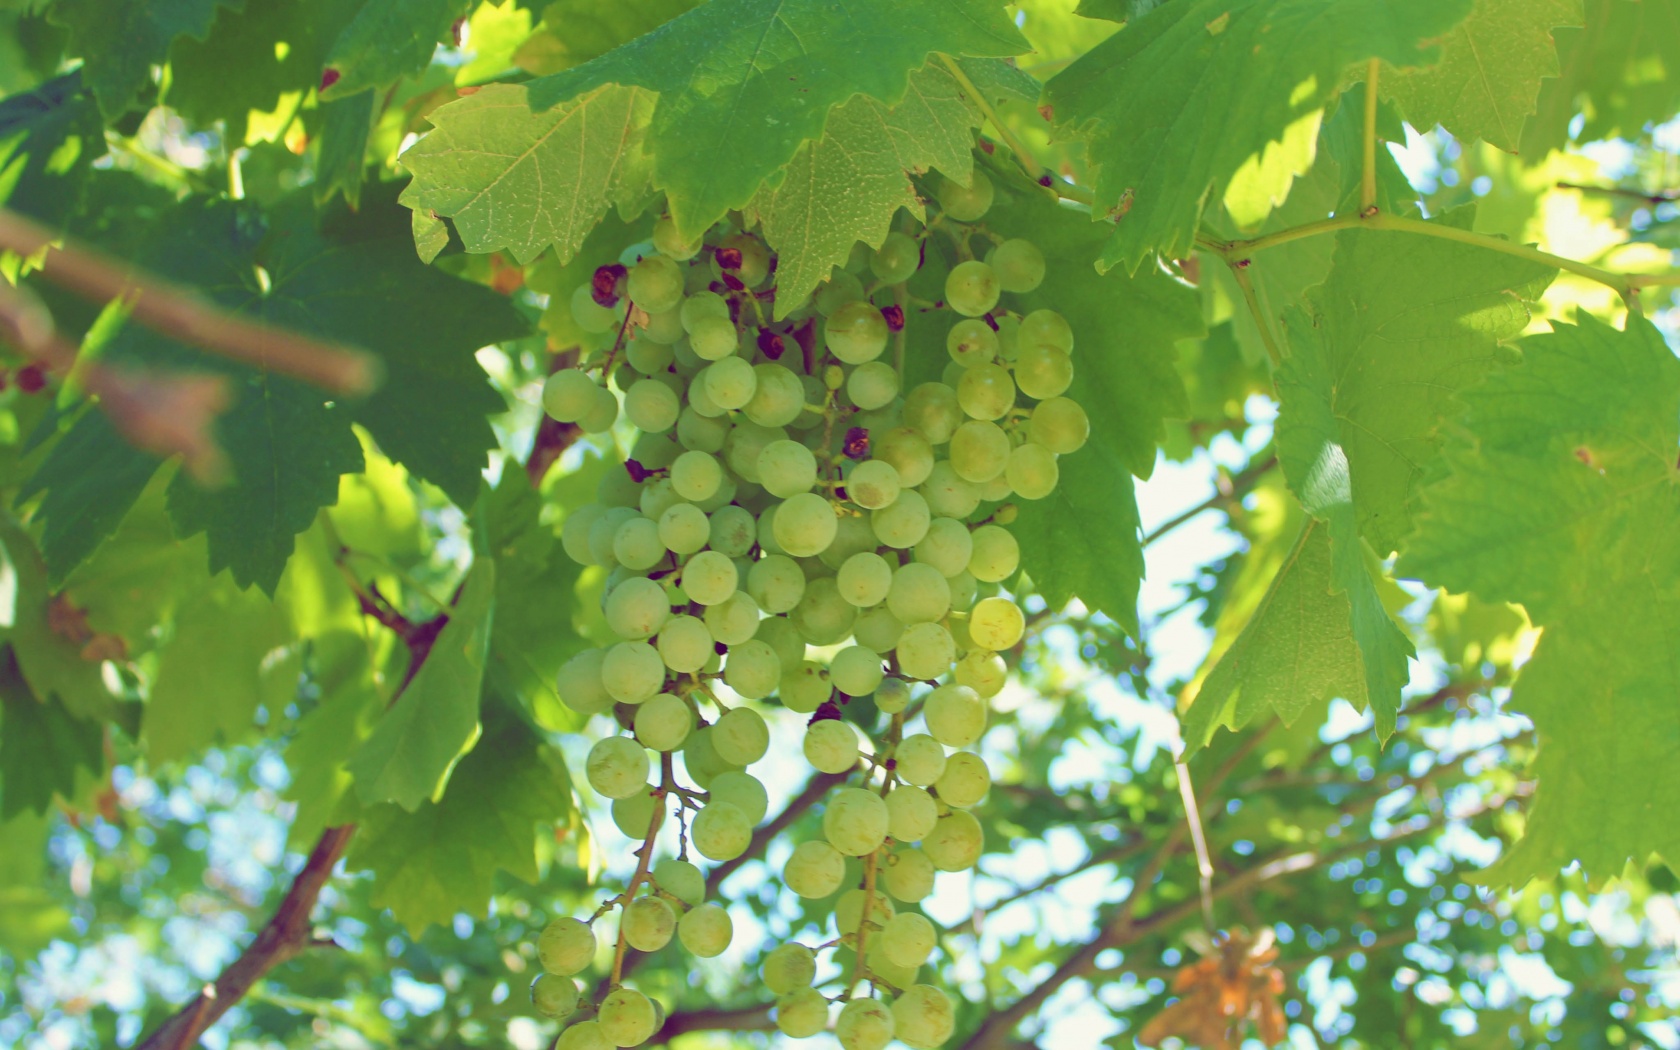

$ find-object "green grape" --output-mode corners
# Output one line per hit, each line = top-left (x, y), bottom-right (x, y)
(682, 550), (738, 606)
(866, 938), (919, 993)
(588, 736), (651, 799)
(886, 785), (938, 842)
(896, 621), (955, 681)
(723, 638), (781, 699)
(557, 648), (615, 715)
(653, 216), (702, 260)
(944, 260), (1000, 318)
(709, 769), (769, 824)
(758, 439), (819, 498)
(759, 615), (807, 671)
(747, 554), (806, 614)
(1019, 309), (1073, 353)
(600, 469), (644, 509)
(571, 283), (622, 333)
(628, 254), (684, 313)
(744, 363), (806, 427)
(969, 595), (1025, 651)
(606, 577), (670, 640)
(825, 301), (889, 364)
(819, 512), (881, 570)
(831, 644), (885, 697)
(892, 985), (956, 1049)
(978, 471), (1013, 503)
(677, 405), (731, 452)
(669, 450), (722, 502)
(625, 379), (680, 433)
(561, 503), (607, 566)
(681, 726), (739, 790)
(691, 801), (752, 860)
(725, 419), (787, 483)
(919, 462), (981, 518)
(702, 355), (758, 409)
(657, 503), (709, 557)
(936, 751), (991, 808)
(847, 360), (900, 410)
(804, 718), (862, 773)
(688, 315), (739, 363)
(870, 231), (921, 283)
(880, 913), (938, 969)
(631, 331), (680, 371)
(923, 810), (984, 871)
(634, 693), (694, 751)
(875, 676), (912, 714)
(882, 847), (937, 903)
(532, 973), (579, 1018)
(539, 916), (597, 975)
(1006, 442), (1058, 500)
(707, 505), (757, 557)
(712, 706), (770, 764)
(543, 369), (601, 423)
(846, 459), (902, 511)
(837, 998), (895, 1050)
(613, 791), (658, 838)
(791, 576), (858, 645)
(836, 887), (896, 934)
(914, 518), (973, 577)
(853, 605), (906, 653)
(681, 290), (730, 332)
(781, 660), (832, 714)
(775, 987), (831, 1038)
(1027, 395), (1089, 454)
(838, 551), (895, 607)
(948, 420), (1011, 484)
(956, 363), (1015, 421)
(597, 987), (657, 1048)
(654, 858), (706, 906)
(902, 383), (963, 444)
(946, 318), (998, 368)
(824, 787), (890, 857)
(774, 493), (839, 558)
(954, 649), (1007, 698)
(873, 427), (935, 487)
(611, 516), (664, 571)
(1016, 344), (1073, 401)
(815, 267), (866, 315)
(602, 641), (666, 703)
(887, 562), (951, 624)
(763, 943), (817, 995)
(557, 1020), (611, 1050)
(637, 468), (683, 514)
(716, 233), (771, 286)
(923, 682), (987, 746)
(936, 171), (993, 221)
(895, 734), (947, 786)
(990, 238), (1046, 293)
(622, 895), (677, 952)
(580, 383), (620, 434)
(686, 372), (728, 418)
(678, 902), (732, 957)
(968, 524), (1020, 582)
(785, 839), (847, 898)
(704, 591), (761, 646)
(656, 614), (712, 673)
(872, 489), (932, 549)
(940, 358), (969, 391)
(994, 313), (1022, 359)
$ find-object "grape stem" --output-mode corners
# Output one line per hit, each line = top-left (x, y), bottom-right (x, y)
(610, 754), (674, 986)
(849, 849), (884, 996)
(937, 54), (1043, 180)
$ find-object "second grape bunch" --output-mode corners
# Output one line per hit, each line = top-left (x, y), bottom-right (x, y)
(530, 169), (1090, 1050)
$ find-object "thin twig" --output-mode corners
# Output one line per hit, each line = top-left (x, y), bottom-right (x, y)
(1361, 59), (1380, 214)
(1555, 181), (1679, 204)
(1173, 759), (1216, 933)
(938, 53), (1044, 180)
(1142, 455), (1277, 546)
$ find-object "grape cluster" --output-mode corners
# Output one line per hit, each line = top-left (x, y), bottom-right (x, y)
(527, 170), (1090, 1049)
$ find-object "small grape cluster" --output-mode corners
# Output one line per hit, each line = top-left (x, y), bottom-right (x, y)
(528, 170), (1090, 1050)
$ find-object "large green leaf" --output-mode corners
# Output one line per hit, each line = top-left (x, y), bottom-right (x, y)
(0, 644), (101, 819)
(1384, 0), (1583, 151)
(347, 558), (494, 811)
(748, 60), (982, 319)
(1399, 315), (1680, 886)
(347, 708), (569, 935)
(524, 0), (1027, 239)
(1011, 444), (1144, 636)
(515, 0), (699, 75)
(49, 0), (236, 117)
(1523, 0), (1680, 155)
(281, 629), (386, 846)
(1044, 0), (1471, 273)
(0, 71), (101, 227)
(399, 82), (654, 266)
(320, 0), (469, 99)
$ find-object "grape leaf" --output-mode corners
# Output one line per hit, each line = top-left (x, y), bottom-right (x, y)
(348, 558), (494, 811)
(1384, 0), (1583, 151)
(48, 0), (236, 117)
(1398, 315), (1680, 886)
(314, 87), (375, 207)
(748, 61), (982, 319)
(1044, 0), (1472, 273)
(281, 629), (385, 846)
(320, 0), (469, 99)
(524, 0), (1028, 239)
(0, 644), (101, 819)
(1523, 0), (1680, 155)
(0, 71), (101, 227)
(398, 82), (654, 266)
(1011, 444), (1144, 636)
(515, 0), (698, 75)
(346, 707), (569, 935)
(0, 512), (110, 722)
